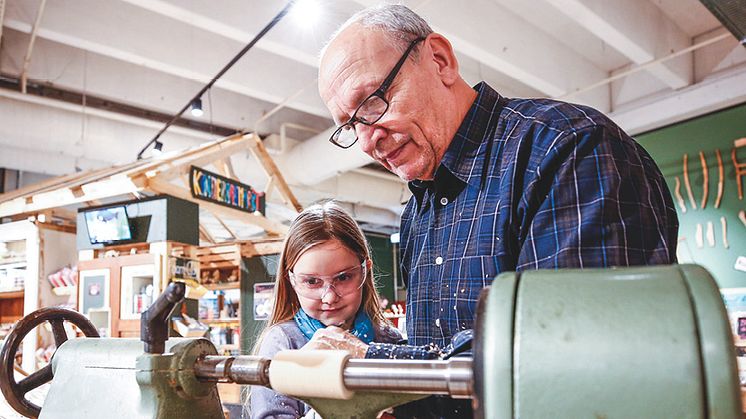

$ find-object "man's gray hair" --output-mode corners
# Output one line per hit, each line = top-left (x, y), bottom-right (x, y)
(320, 3), (433, 59)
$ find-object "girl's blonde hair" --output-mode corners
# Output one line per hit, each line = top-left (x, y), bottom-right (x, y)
(252, 201), (388, 353)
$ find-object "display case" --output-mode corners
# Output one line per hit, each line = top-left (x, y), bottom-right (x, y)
(76, 242), (194, 338)
(120, 264), (158, 320)
(0, 219), (77, 373)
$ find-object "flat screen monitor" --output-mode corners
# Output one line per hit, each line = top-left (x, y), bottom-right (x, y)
(84, 206), (132, 244)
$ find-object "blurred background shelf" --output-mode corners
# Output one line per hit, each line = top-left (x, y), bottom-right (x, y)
(203, 282), (240, 291)
(0, 289), (24, 299)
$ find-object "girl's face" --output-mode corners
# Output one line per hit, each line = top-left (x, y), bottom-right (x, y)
(289, 239), (366, 329)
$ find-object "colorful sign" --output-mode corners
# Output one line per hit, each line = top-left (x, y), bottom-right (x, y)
(190, 166), (265, 215)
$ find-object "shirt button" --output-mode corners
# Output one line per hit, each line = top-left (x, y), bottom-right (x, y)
(435, 256), (443, 265)
(435, 318), (441, 327)
(440, 197), (449, 205)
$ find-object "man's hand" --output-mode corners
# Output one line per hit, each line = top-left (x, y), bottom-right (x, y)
(302, 326), (369, 358)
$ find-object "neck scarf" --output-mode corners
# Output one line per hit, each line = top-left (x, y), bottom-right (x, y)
(293, 307), (375, 344)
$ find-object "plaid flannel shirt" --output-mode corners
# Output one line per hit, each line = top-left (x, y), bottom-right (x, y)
(367, 82), (678, 360)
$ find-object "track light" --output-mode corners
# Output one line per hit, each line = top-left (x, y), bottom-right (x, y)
(290, 0), (321, 29)
(153, 140), (163, 153)
(190, 98), (204, 117)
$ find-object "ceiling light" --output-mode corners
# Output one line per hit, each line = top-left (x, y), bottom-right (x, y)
(153, 140), (164, 155)
(190, 98), (204, 117)
(290, 0), (321, 29)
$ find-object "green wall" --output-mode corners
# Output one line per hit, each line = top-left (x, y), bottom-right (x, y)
(366, 233), (399, 306)
(636, 103), (746, 288)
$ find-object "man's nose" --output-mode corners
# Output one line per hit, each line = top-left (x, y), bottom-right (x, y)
(356, 124), (386, 155)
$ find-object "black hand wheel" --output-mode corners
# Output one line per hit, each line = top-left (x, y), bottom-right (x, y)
(0, 307), (99, 418)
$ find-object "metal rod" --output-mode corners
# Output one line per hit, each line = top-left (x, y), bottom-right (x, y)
(20, 0), (47, 94)
(137, 0), (297, 159)
(195, 355), (271, 387)
(195, 355), (473, 399)
(343, 358), (473, 398)
(0, 0), (7, 49)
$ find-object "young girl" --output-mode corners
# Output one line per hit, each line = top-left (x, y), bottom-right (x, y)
(249, 201), (402, 419)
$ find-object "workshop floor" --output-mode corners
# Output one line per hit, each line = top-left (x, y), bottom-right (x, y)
(0, 371), (49, 419)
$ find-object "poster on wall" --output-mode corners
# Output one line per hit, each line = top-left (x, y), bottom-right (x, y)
(254, 282), (275, 321)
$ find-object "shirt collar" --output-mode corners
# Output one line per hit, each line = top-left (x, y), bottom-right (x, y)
(409, 82), (503, 204)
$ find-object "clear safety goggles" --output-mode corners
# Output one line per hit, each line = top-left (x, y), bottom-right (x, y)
(289, 261), (367, 299)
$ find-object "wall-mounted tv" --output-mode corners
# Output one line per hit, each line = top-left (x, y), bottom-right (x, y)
(84, 206), (132, 245)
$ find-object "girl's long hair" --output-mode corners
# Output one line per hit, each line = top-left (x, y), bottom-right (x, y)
(251, 201), (388, 354)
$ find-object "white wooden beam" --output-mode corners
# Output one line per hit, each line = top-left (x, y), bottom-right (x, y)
(355, 0), (609, 108)
(544, 0), (692, 89)
(611, 65), (746, 135)
(118, 0), (319, 68)
(3, 0), (329, 118)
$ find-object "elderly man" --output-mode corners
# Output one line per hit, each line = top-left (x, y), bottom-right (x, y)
(311, 3), (678, 417)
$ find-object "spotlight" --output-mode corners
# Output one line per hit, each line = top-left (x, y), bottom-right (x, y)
(153, 140), (164, 155)
(290, 0), (321, 29)
(190, 98), (204, 117)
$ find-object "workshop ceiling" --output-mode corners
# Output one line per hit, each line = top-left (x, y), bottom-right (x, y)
(0, 0), (744, 230)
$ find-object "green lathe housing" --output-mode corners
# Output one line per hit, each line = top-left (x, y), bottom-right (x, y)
(0, 264), (740, 418)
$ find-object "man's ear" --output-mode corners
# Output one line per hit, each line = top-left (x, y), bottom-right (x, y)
(426, 33), (460, 86)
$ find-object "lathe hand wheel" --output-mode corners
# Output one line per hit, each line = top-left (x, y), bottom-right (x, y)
(0, 307), (99, 418)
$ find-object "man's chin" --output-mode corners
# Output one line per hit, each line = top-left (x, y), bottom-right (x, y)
(391, 165), (427, 182)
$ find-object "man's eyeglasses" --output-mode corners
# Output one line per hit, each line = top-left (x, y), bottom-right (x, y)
(329, 37), (426, 149)
(289, 261), (367, 299)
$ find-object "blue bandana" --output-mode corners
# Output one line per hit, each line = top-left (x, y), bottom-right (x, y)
(293, 307), (375, 344)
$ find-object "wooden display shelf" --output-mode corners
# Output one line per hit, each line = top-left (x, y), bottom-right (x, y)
(0, 289), (24, 299)
(0, 259), (27, 269)
(203, 318), (240, 327)
(197, 239), (283, 267)
(204, 282), (240, 291)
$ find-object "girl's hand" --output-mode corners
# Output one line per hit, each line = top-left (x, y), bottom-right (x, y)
(302, 326), (369, 358)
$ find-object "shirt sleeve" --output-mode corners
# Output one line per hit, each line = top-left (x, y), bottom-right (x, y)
(249, 326), (309, 419)
(366, 342), (441, 360)
(515, 124), (678, 270)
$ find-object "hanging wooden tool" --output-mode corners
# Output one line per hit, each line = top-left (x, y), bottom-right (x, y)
(739, 210), (746, 228)
(695, 223), (704, 249)
(699, 151), (709, 209)
(715, 149), (724, 208)
(674, 177), (687, 213)
(733, 138), (746, 200)
(705, 221), (715, 247)
(683, 154), (697, 210)
(721, 216), (729, 249)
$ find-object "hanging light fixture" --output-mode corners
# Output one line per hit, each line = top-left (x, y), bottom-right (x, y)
(190, 98), (204, 117)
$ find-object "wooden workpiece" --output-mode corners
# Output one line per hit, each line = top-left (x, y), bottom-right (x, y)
(715, 149), (724, 209)
(699, 151), (708, 209)
(683, 154), (697, 210)
(734, 138), (746, 201)
(721, 216), (729, 249)
(705, 221), (715, 247)
(674, 177), (687, 213)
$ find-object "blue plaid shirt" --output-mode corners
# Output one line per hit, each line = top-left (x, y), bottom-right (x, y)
(367, 82), (678, 359)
